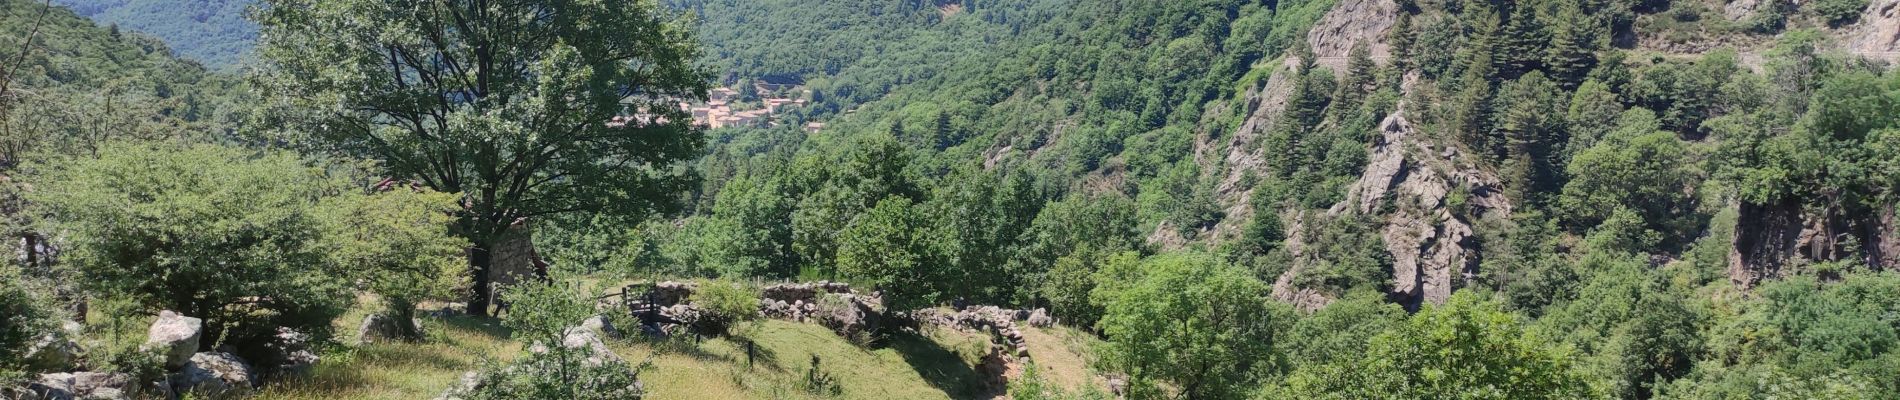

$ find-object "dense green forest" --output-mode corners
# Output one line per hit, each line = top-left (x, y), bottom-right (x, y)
(3, 0), (1900, 398)
(49, 0), (257, 69)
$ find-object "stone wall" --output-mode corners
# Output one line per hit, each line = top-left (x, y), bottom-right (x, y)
(487, 220), (542, 289)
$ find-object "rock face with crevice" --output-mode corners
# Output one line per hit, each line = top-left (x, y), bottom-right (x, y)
(1729, 200), (1900, 289)
(1305, 0), (1398, 58)
(1274, 106), (1511, 311)
(1841, 0), (1900, 54)
(1204, 64), (1300, 241)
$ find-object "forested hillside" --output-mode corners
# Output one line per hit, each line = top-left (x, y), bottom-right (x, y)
(0, 0), (245, 168)
(3, 0), (1900, 398)
(48, 0), (257, 69)
(599, 0), (1900, 397)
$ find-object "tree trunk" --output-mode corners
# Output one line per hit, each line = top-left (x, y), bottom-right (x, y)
(22, 232), (37, 271)
(469, 243), (493, 318)
(390, 298), (422, 340)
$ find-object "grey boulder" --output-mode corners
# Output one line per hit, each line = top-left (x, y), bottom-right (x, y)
(141, 311), (202, 370)
(173, 352), (256, 398)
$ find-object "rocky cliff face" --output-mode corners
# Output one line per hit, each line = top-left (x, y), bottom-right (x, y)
(1205, 64), (1300, 241)
(1342, 110), (1509, 309)
(1200, 0), (1402, 240)
(1730, 200), (1900, 289)
(1274, 106), (1511, 310)
(1243, 0), (1519, 311)
(1727, 199), (1809, 289)
(1842, 0), (1900, 54)
(1306, 0), (1397, 58)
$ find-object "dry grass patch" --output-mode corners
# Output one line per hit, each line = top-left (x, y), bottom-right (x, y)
(255, 313), (519, 400)
(1021, 326), (1106, 393)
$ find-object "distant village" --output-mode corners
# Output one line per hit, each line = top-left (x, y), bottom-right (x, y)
(614, 79), (825, 133)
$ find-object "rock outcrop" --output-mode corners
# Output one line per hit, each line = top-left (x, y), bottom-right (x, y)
(813, 293), (883, 342)
(26, 372), (137, 400)
(580, 315), (620, 339)
(1273, 106), (1511, 311)
(534, 327), (624, 367)
(1841, 0), (1900, 54)
(434, 371), (486, 400)
(141, 311), (202, 369)
(173, 352), (256, 397)
(353, 314), (421, 344)
(1025, 308), (1053, 328)
(1207, 64), (1300, 240)
(260, 327), (319, 376)
(1875, 206), (1900, 270)
(1305, 0), (1398, 59)
(1729, 200), (1900, 288)
(23, 321), (82, 372)
(1728, 198), (1807, 289)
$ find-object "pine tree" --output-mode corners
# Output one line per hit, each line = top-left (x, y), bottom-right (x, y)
(1455, 5), (1503, 86)
(1266, 66), (1335, 179)
(1495, 4), (1550, 80)
(1586, 51), (1635, 105)
(1492, 72), (1567, 203)
(1390, 12), (1418, 74)
(931, 110), (955, 149)
(1294, 39), (1318, 75)
(1450, 9), (1501, 154)
(1335, 41), (1377, 113)
(1545, 0), (1601, 90)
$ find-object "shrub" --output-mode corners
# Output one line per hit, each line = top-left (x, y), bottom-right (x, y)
(498, 280), (594, 343)
(1275, 293), (1598, 398)
(0, 265), (58, 380)
(1094, 252), (1294, 400)
(690, 279), (760, 336)
(1812, 0), (1868, 27)
(798, 355), (842, 396)
(461, 346), (649, 400)
(463, 279), (649, 399)
(27, 142), (352, 352)
(319, 187), (467, 340)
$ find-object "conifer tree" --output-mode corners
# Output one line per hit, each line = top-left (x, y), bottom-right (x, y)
(1496, 4), (1551, 80)
(1334, 42), (1378, 114)
(1390, 12), (1418, 74)
(1493, 72), (1568, 203)
(1455, 5), (1503, 86)
(1545, 0), (1601, 90)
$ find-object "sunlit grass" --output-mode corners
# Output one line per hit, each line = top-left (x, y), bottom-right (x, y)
(253, 306), (1033, 400)
(616, 319), (998, 399)
(254, 310), (519, 400)
(1021, 325), (1107, 393)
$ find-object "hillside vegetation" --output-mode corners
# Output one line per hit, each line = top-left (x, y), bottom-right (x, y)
(48, 0), (257, 69)
(2, 0), (1899, 399)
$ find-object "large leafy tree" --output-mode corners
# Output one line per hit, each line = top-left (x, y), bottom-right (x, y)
(1274, 292), (1598, 399)
(1094, 252), (1294, 400)
(255, 0), (710, 316)
(834, 196), (937, 311)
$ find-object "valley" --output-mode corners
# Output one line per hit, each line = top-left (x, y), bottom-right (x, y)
(3, 0), (1900, 399)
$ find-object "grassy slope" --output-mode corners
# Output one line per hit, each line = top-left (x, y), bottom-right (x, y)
(252, 304), (1094, 400)
(623, 320), (998, 399)
(255, 305), (521, 400)
(1020, 326), (1105, 394)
